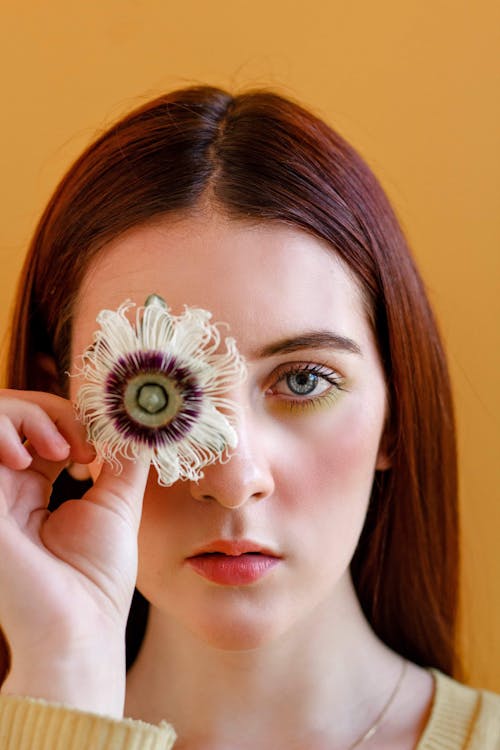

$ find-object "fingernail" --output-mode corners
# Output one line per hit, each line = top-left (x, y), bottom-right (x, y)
(19, 444), (33, 463)
(55, 433), (71, 452)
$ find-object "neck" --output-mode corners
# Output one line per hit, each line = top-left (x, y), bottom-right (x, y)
(125, 574), (409, 749)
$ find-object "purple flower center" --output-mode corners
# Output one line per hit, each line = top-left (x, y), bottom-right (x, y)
(104, 350), (203, 447)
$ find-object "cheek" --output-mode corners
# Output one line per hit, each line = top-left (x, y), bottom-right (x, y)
(134, 487), (181, 594)
(137, 477), (185, 544)
(278, 395), (385, 504)
(269, 394), (386, 570)
(135, 477), (203, 588)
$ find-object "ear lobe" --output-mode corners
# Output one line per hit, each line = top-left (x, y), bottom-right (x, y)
(375, 426), (393, 471)
(375, 449), (392, 471)
(33, 353), (65, 396)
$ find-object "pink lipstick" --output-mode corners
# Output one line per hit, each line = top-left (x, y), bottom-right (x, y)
(186, 540), (281, 586)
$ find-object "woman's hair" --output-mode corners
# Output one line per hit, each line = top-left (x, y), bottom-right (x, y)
(2, 84), (461, 682)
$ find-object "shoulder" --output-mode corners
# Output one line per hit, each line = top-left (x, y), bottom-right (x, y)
(417, 668), (500, 749)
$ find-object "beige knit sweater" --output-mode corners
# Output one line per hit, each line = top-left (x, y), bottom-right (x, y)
(0, 668), (499, 749)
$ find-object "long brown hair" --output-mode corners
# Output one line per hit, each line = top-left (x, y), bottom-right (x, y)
(3, 84), (461, 681)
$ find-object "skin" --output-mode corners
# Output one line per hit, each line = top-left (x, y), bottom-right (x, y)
(65, 208), (434, 749)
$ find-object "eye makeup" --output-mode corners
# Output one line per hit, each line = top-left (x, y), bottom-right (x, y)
(265, 362), (347, 416)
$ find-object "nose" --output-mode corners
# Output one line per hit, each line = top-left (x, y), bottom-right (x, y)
(189, 411), (275, 509)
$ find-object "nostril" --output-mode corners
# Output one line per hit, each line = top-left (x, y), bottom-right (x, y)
(199, 494), (215, 503)
(252, 491), (268, 501)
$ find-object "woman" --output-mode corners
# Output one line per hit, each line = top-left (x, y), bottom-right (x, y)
(0, 84), (498, 748)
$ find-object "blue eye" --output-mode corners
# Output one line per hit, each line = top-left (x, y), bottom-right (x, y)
(266, 363), (346, 416)
(286, 371), (320, 395)
(267, 363), (345, 402)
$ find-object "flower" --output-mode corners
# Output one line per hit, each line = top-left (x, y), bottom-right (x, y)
(73, 294), (247, 486)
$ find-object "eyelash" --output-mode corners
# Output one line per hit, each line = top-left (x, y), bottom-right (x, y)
(266, 362), (347, 414)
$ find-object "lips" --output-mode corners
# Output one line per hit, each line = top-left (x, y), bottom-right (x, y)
(186, 539), (281, 585)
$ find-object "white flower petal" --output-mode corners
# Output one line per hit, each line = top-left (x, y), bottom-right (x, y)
(73, 297), (247, 486)
(139, 302), (175, 351)
(152, 444), (181, 486)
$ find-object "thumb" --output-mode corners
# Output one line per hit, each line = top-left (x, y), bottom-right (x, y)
(83, 451), (152, 530)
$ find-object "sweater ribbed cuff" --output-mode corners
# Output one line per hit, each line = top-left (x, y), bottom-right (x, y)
(0, 694), (177, 750)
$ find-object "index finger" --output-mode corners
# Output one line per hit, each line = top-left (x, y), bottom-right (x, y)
(0, 389), (95, 465)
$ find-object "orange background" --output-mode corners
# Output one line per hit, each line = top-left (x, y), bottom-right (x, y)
(1, 2), (499, 689)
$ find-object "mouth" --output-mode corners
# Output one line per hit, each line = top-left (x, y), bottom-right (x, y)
(188, 539), (280, 558)
(186, 539), (281, 585)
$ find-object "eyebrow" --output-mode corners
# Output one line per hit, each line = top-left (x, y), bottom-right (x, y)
(252, 331), (363, 359)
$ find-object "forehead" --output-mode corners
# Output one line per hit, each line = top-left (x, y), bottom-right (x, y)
(72, 212), (370, 359)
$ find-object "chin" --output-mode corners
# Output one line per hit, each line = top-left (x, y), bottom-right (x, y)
(171, 587), (294, 651)
(188, 615), (285, 651)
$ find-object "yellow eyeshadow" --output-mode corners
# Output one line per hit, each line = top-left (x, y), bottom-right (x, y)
(269, 388), (342, 416)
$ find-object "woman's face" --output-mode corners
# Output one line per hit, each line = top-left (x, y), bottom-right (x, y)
(70, 211), (389, 649)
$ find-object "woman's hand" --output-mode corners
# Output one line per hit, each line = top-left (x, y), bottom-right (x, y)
(0, 389), (150, 717)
